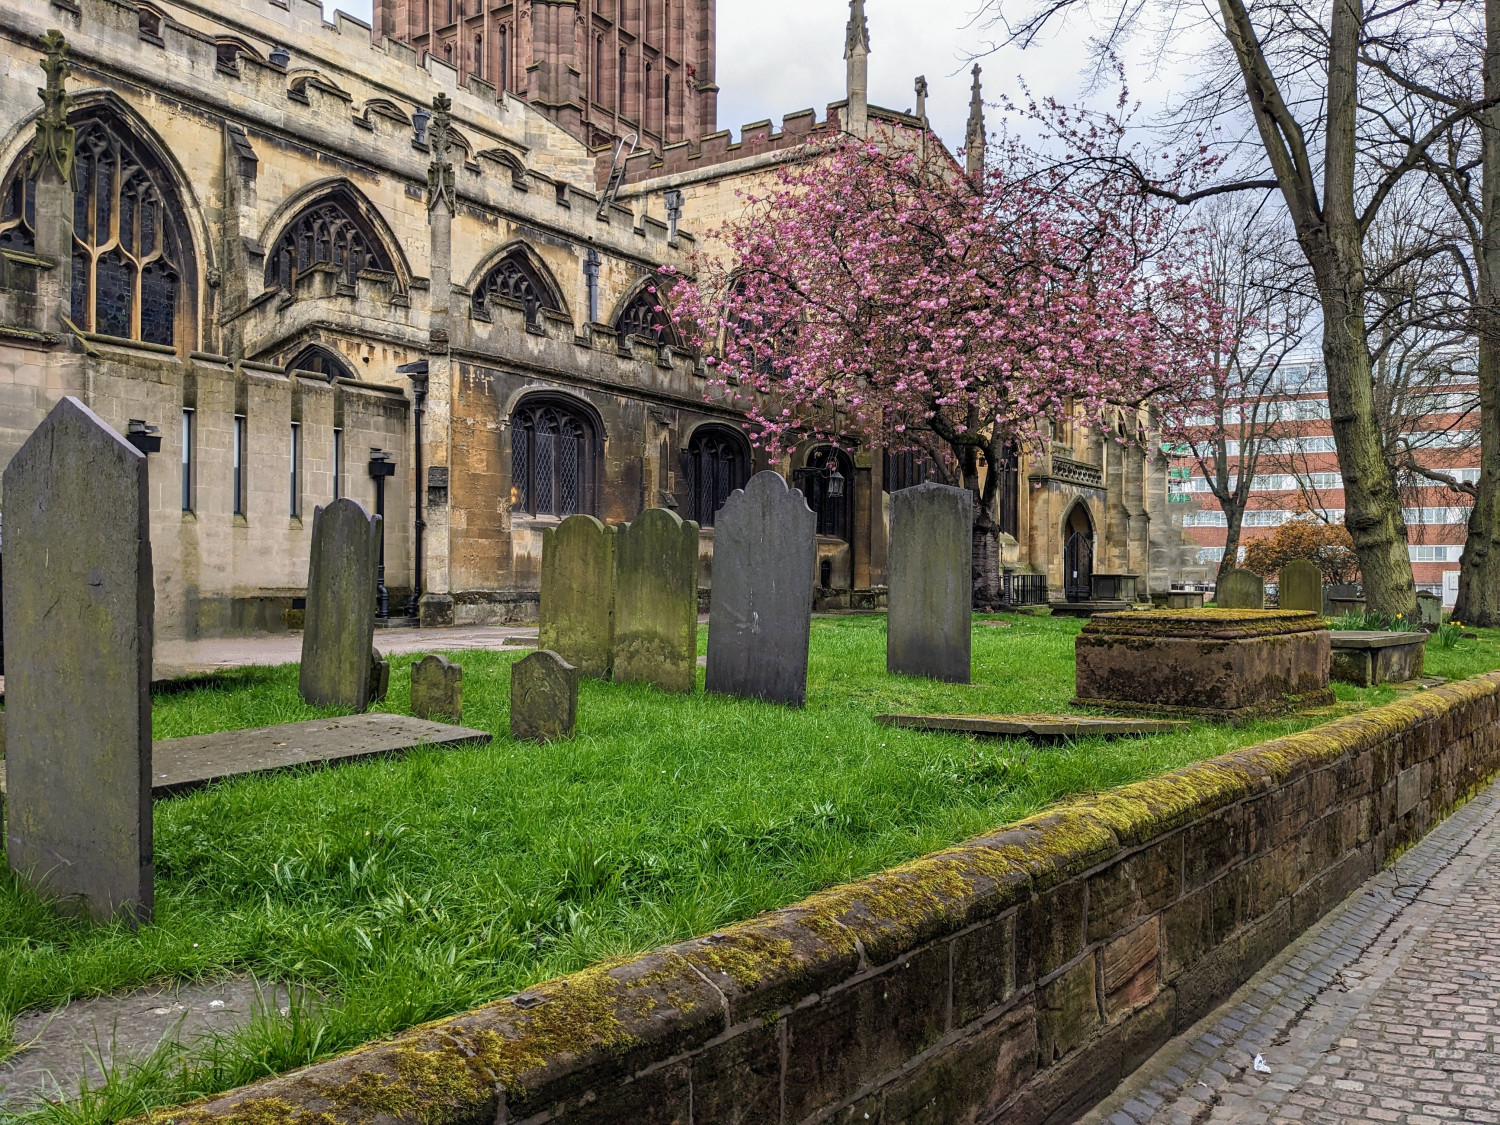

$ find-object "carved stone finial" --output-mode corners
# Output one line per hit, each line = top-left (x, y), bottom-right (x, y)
(914, 75), (929, 123)
(31, 30), (77, 190)
(965, 65), (986, 181)
(426, 93), (456, 212)
(844, 0), (870, 59)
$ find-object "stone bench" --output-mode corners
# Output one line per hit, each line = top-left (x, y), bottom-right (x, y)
(1073, 608), (1333, 722)
(1329, 630), (1426, 686)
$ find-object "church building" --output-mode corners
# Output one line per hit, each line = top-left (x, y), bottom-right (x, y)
(0, 0), (1191, 644)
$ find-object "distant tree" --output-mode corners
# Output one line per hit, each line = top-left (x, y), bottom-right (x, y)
(1243, 517), (1360, 584)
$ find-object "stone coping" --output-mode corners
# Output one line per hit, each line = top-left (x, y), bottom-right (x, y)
(1082, 608), (1326, 640)
(131, 672), (1500, 1125)
(1328, 630), (1428, 650)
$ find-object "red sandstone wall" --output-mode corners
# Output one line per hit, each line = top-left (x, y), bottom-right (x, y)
(146, 674), (1500, 1125)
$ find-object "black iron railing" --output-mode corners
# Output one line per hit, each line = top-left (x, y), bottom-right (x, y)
(1004, 573), (1048, 606)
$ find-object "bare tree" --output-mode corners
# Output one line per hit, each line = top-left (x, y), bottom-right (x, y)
(972, 0), (1496, 618)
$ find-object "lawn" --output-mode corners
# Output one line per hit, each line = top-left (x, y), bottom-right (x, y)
(2, 612), (1497, 1122)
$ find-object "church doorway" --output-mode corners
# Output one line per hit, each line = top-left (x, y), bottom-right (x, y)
(1063, 503), (1094, 603)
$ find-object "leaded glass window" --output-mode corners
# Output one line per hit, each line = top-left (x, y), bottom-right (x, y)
(265, 193), (396, 295)
(1, 115), (191, 345)
(510, 398), (597, 518)
(803, 446), (853, 542)
(472, 250), (560, 325)
(683, 426), (748, 528)
(616, 285), (678, 344)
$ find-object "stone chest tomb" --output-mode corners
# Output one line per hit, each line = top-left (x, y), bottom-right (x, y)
(1073, 608), (1333, 722)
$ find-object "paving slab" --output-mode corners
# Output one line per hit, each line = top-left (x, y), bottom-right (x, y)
(874, 713), (1188, 739)
(2, 714), (491, 798)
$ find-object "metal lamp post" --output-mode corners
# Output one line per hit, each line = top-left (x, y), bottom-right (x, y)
(368, 449), (395, 619)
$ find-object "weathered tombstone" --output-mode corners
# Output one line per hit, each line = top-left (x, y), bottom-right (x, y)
(299, 498), (383, 710)
(706, 471), (818, 705)
(613, 507), (700, 692)
(888, 483), (973, 683)
(4, 397), (154, 924)
(539, 514), (615, 678)
(411, 654), (463, 722)
(1279, 559), (1323, 614)
(370, 650), (391, 702)
(511, 649), (579, 741)
(1416, 591), (1442, 629)
(1215, 568), (1265, 609)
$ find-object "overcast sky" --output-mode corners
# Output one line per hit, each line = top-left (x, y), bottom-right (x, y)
(331, 0), (1213, 152)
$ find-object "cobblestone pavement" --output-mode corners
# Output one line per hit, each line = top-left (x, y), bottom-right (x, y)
(1083, 777), (1500, 1125)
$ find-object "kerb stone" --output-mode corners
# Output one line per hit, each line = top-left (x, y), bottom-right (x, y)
(705, 471), (817, 705)
(511, 650), (580, 741)
(410, 654), (462, 722)
(888, 483), (973, 683)
(299, 499), (382, 710)
(1216, 568), (1265, 609)
(612, 507), (700, 693)
(3, 396), (154, 924)
(539, 514), (615, 678)
(1279, 559), (1322, 614)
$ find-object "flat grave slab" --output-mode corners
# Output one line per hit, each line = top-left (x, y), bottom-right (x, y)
(2, 714), (490, 798)
(1329, 630), (1427, 687)
(875, 713), (1187, 739)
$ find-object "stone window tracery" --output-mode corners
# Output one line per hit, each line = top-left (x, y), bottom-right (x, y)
(285, 343), (356, 381)
(510, 397), (598, 518)
(472, 250), (560, 325)
(265, 194), (397, 296)
(617, 285), (677, 344)
(683, 426), (748, 528)
(1, 114), (192, 347)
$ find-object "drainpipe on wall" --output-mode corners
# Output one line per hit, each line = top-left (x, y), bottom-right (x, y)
(398, 359), (430, 619)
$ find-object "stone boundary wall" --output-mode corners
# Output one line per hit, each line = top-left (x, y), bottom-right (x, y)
(146, 673), (1500, 1125)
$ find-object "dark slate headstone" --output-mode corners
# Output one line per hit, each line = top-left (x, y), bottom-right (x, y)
(1278, 559), (1322, 614)
(1215, 568), (1265, 609)
(299, 499), (383, 710)
(411, 654), (462, 722)
(888, 483), (973, 683)
(511, 649), (579, 742)
(539, 514), (615, 678)
(706, 471), (817, 705)
(612, 507), (700, 693)
(4, 397), (153, 924)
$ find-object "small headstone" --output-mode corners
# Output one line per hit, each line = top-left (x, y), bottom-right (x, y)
(299, 498), (382, 710)
(706, 471), (818, 705)
(612, 507), (700, 693)
(1215, 568), (1265, 609)
(1278, 559), (1322, 613)
(411, 654), (463, 722)
(370, 650), (390, 703)
(4, 397), (154, 924)
(539, 514), (615, 678)
(888, 483), (973, 683)
(511, 649), (579, 741)
(1416, 591), (1442, 629)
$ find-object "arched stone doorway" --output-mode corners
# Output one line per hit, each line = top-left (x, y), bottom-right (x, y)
(1063, 503), (1095, 603)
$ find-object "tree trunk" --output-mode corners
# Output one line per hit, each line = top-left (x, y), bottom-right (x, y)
(1454, 0), (1500, 626)
(1216, 505), (1245, 583)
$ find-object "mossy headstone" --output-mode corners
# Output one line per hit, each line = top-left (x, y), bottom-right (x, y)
(511, 649), (579, 741)
(300, 498), (383, 710)
(539, 514), (615, 678)
(4, 397), (154, 925)
(1215, 568), (1265, 609)
(706, 471), (818, 705)
(411, 654), (462, 722)
(888, 482), (973, 683)
(1278, 559), (1322, 614)
(613, 507), (700, 693)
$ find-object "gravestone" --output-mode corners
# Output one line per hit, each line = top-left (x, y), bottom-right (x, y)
(1416, 591), (1442, 629)
(888, 483), (973, 683)
(511, 650), (579, 741)
(299, 499), (382, 710)
(1278, 559), (1323, 614)
(4, 397), (154, 924)
(1215, 568), (1265, 609)
(410, 654), (462, 722)
(705, 471), (818, 705)
(539, 514), (615, 678)
(613, 507), (701, 692)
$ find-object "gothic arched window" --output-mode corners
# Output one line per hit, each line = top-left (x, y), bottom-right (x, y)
(882, 449), (931, 493)
(683, 426), (748, 528)
(286, 343), (356, 381)
(616, 285), (678, 344)
(472, 249), (561, 325)
(1, 113), (193, 347)
(510, 396), (599, 518)
(800, 446), (854, 541)
(266, 192), (397, 295)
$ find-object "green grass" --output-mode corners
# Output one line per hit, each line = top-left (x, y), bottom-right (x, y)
(3, 613), (1499, 1121)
